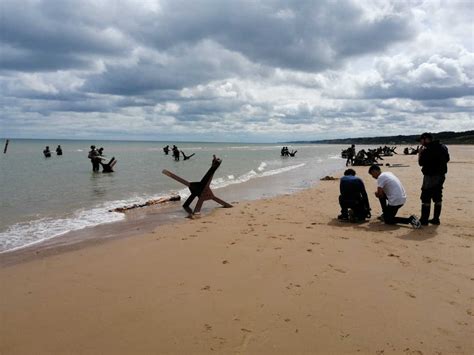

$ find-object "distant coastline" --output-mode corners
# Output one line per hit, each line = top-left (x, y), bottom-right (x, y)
(286, 130), (474, 145)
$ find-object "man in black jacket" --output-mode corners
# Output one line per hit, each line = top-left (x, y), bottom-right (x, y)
(338, 168), (371, 222)
(418, 132), (450, 225)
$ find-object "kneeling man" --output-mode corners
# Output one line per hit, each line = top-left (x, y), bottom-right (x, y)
(368, 165), (421, 229)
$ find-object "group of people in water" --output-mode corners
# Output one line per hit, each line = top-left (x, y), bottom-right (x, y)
(280, 146), (297, 157)
(43, 145), (62, 158)
(343, 145), (398, 166)
(162, 145), (195, 161)
(338, 132), (450, 228)
(88, 145), (116, 173)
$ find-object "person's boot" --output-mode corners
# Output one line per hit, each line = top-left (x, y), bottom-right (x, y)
(420, 203), (430, 226)
(429, 203), (441, 225)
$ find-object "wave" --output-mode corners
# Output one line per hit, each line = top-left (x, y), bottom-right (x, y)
(257, 162), (267, 171)
(0, 193), (179, 253)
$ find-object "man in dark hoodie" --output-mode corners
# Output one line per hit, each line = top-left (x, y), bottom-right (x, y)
(418, 132), (450, 225)
(338, 168), (371, 222)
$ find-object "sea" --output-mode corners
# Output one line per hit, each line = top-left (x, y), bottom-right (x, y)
(0, 139), (348, 253)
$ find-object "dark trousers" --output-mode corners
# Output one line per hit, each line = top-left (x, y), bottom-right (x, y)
(420, 175), (445, 203)
(92, 160), (100, 172)
(339, 196), (367, 219)
(379, 197), (410, 225)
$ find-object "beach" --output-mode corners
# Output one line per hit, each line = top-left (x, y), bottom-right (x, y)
(0, 145), (472, 354)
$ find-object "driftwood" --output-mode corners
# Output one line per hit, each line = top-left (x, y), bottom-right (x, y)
(320, 176), (338, 181)
(110, 195), (181, 213)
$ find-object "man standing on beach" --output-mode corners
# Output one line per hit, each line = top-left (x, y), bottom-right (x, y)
(338, 168), (371, 222)
(418, 132), (450, 225)
(368, 165), (421, 229)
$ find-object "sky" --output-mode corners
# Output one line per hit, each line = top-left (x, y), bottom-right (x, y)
(1, 0), (473, 142)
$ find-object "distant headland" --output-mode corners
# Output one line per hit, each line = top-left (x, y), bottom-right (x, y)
(286, 130), (474, 145)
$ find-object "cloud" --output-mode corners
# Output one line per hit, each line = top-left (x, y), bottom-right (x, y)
(0, 0), (473, 141)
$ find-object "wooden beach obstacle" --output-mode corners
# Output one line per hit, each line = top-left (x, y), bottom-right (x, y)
(162, 155), (233, 216)
(100, 156), (117, 173)
(3, 139), (9, 154)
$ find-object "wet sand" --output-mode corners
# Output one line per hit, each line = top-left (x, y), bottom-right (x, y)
(0, 146), (473, 354)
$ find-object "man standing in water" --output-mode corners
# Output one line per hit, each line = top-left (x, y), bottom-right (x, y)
(88, 145), (100, 172)
(418, 133), (450, 225)
(172, 145), (180, 161)
(56, 145), (63, 156)
(43, 146), (51, 158)
(346, 144), (355, 166)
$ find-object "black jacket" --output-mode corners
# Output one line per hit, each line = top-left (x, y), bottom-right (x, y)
(418, 141), (450, 175)
(340, 175), (370, 209)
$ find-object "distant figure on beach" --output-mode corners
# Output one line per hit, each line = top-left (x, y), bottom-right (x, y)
(181, 151), (195, 160)
(289, 150), (297, 157)
(172, 145), (180, 161)
(98, 147), (104, 156)
(338, 169), (371, 222)
(43, 146), (51, 158)
(346, 145), (355, 166)
(56, 145), (63, 156)
(368, 165), (421, 228)
(163, 145), (170, 155)
(418, 132), (450, 225)
(88, 145), (100, 172)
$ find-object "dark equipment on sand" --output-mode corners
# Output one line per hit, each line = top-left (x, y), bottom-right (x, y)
(162, 155), (233, 216)
(3, 139), (9, 154)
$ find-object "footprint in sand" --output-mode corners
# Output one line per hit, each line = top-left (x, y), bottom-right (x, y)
(201, 285), (211, 291)
(222, 260), (229, 264)
(328, 264), (347, 273)
(405, 291), (416, 298)
(204, 324), (212, 331)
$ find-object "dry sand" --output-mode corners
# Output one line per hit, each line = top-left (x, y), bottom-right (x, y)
(1, 146), (473, 354)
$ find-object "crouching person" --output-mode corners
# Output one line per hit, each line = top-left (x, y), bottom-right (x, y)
(338, 169), (371, 222)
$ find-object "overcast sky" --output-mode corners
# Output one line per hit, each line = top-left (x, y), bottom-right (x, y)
(1, 0), (473, 142)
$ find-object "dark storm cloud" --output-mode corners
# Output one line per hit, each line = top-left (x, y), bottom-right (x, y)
(0, 0), (130, 72)
(134, 0), (414, 72)
(82, 41), (259, 95)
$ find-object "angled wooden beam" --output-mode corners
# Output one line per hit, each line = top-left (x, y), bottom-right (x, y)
(162, 155), (233, 216)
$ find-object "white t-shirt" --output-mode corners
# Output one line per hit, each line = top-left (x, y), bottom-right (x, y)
(377, 172), (407, 206)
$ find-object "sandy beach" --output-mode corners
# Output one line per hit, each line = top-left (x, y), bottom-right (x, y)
(1, 145), (472, 354)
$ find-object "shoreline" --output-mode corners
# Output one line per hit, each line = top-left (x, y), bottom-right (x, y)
(0, 143), (344, 256)
(1, 146), (472, 354)
(0, 159), (343, 266)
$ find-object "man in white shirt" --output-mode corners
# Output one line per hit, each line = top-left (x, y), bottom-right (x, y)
(368, 165), (421, 229)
